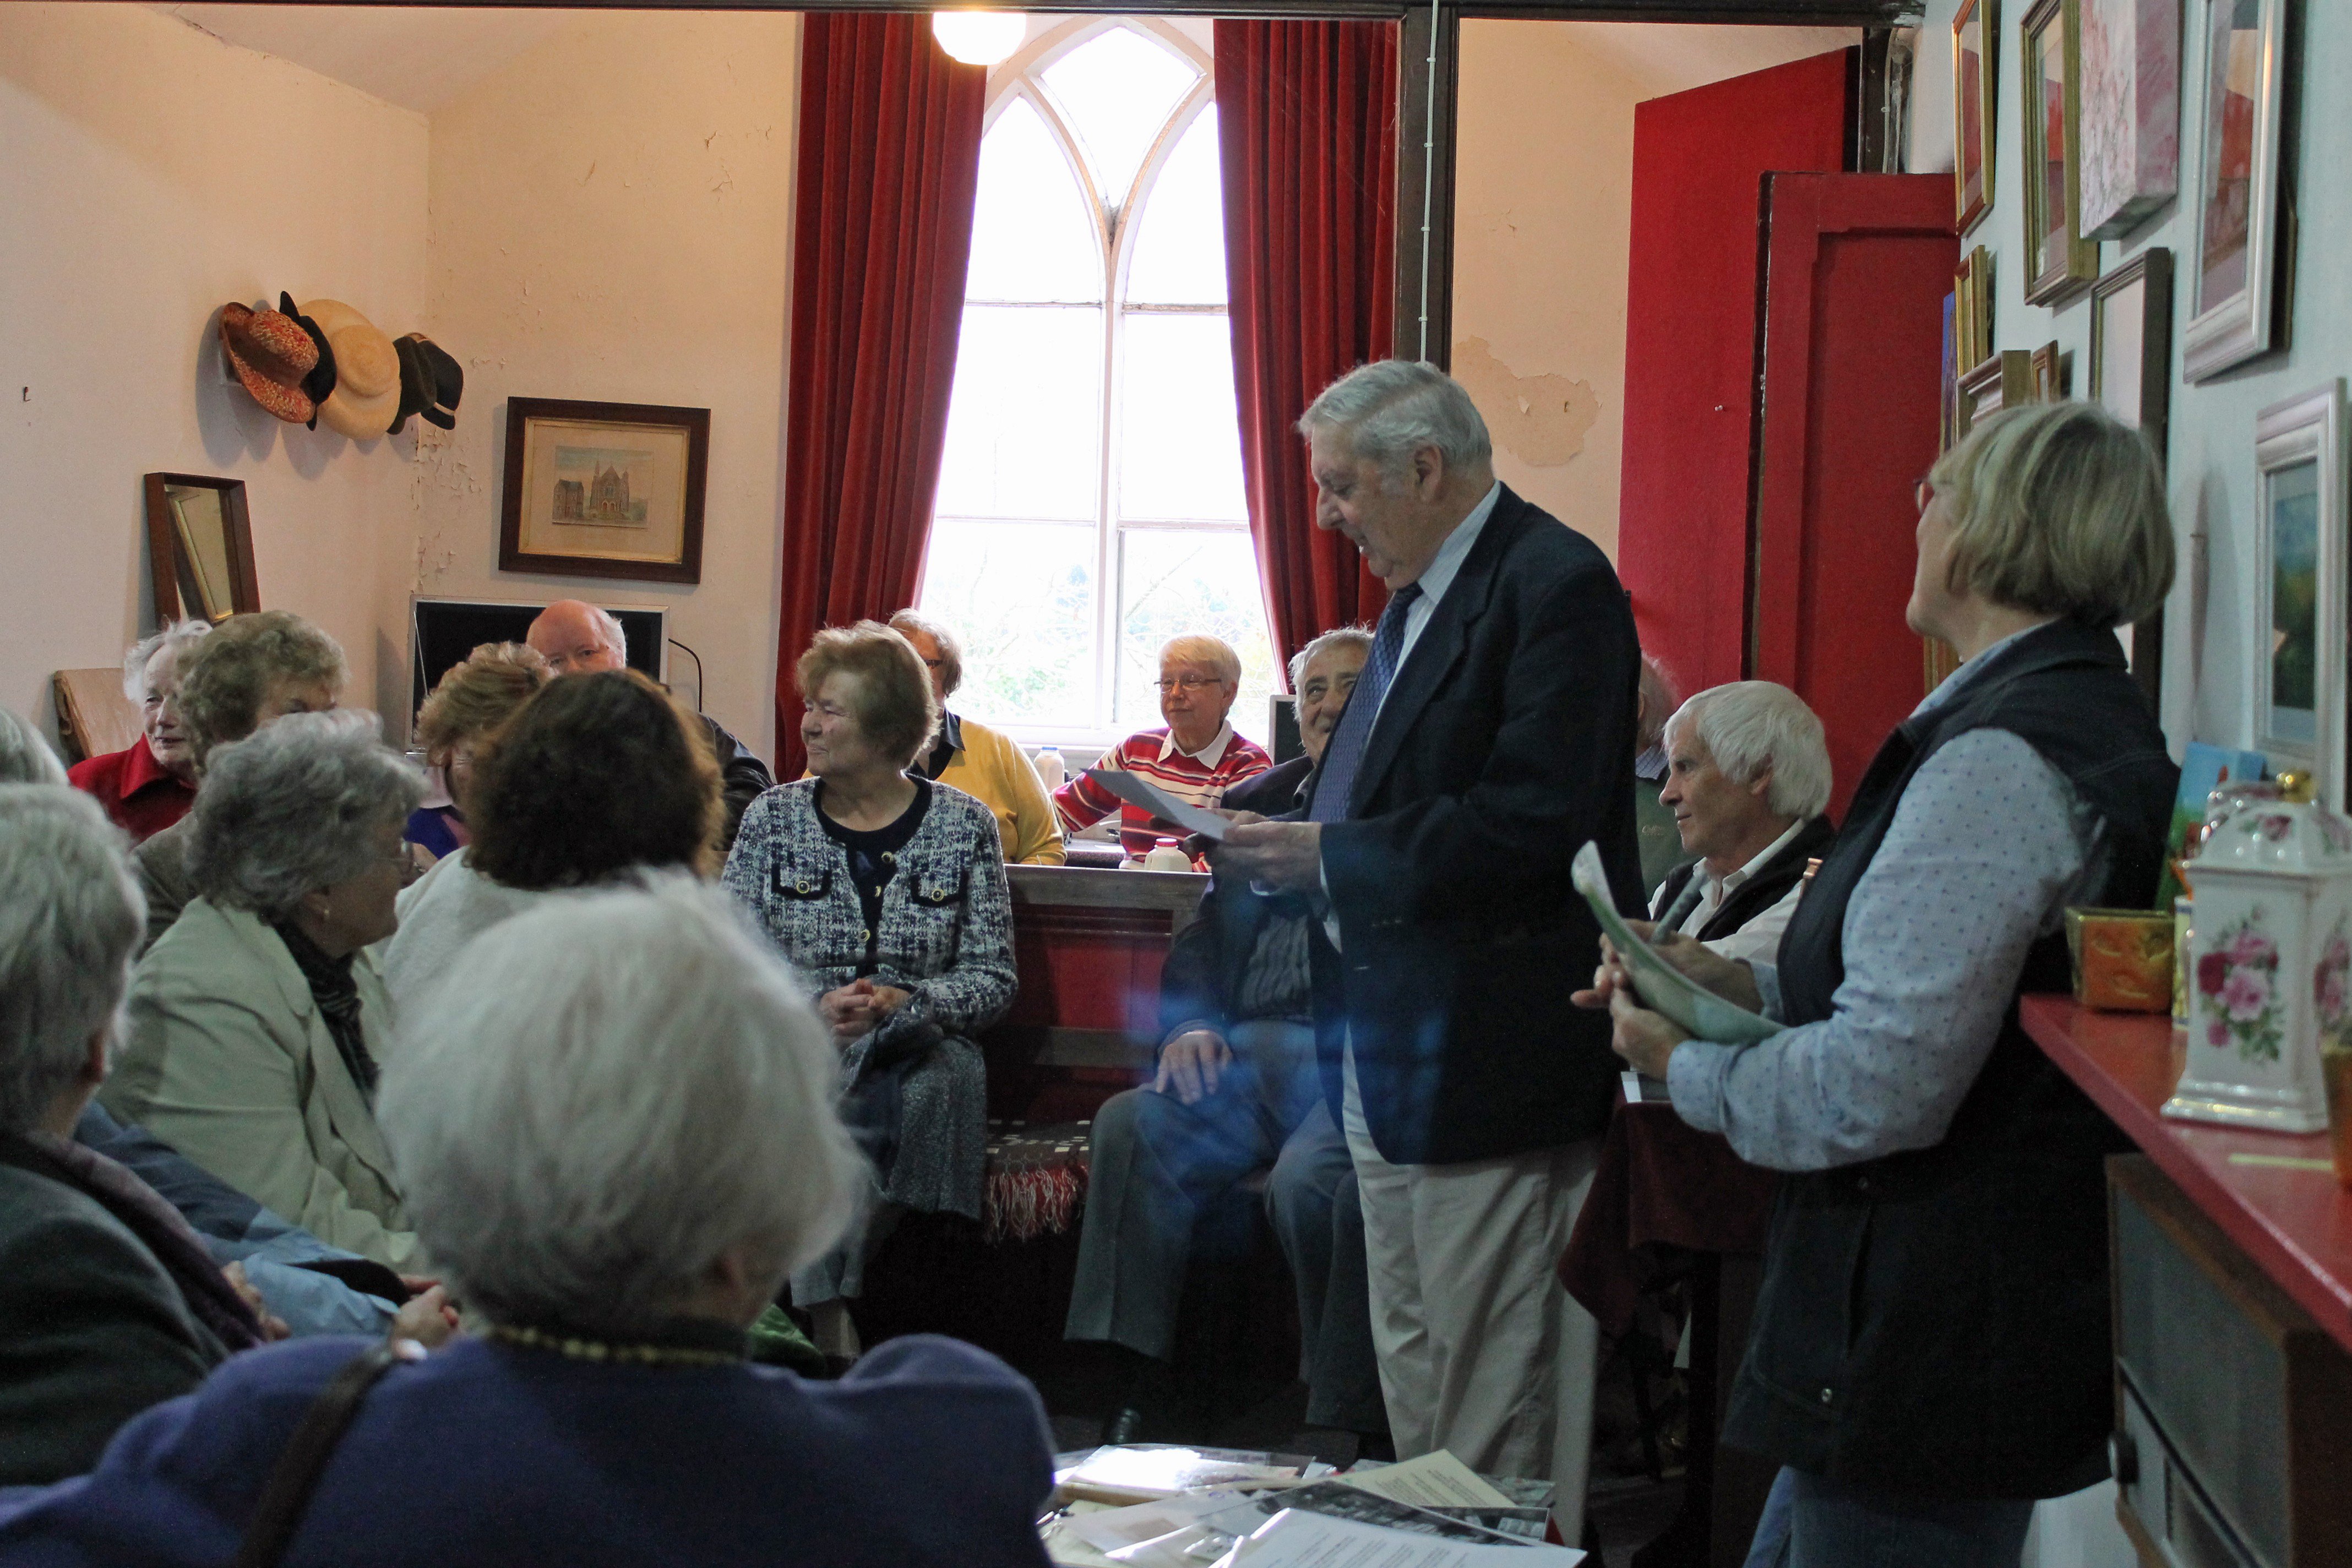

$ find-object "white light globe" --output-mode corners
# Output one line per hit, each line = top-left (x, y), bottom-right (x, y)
(932, 10), (1027, 67)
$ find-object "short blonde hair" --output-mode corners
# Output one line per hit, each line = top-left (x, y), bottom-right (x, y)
(796, 622), (939, 770)
(178, 611), (347, 766)
(1161, 634), (1241, 687)
(415, 643), (551, 760)
(888, 609), (965, 698)
(1929, 402), (2175, 627)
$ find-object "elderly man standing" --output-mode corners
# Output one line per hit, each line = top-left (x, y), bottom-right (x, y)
(1649, 682), (1838, 964)
(1064, 627), (1374, 1444)
(1052, 635), (1270, 860)
(525, 599), (773, 851)
(1217, 361), (1642, 1529)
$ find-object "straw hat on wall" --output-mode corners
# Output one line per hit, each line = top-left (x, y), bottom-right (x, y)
(300, 297), (401, 440)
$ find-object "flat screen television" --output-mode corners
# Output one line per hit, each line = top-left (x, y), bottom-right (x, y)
(407, 597), (666, 731)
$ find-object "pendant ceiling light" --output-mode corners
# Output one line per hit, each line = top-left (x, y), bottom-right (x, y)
(932, 10), (1027, 67)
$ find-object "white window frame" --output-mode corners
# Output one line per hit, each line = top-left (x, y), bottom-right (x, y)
(927, 17), (1257, 749)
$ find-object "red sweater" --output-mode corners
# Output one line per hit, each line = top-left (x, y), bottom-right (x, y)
(1052, 724), (1271, 859)
(68, 741), (196, 844)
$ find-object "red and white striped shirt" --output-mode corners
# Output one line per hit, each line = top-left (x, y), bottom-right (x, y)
(1053, 723), (1272, 859)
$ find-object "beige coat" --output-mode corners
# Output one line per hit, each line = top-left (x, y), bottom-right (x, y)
(105, 896), (423, 1271)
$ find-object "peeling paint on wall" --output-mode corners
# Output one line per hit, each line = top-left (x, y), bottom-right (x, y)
(1451, 336), (1600, 467)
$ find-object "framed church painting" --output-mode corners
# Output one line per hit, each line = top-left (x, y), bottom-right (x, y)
(499, 398), (710, 585)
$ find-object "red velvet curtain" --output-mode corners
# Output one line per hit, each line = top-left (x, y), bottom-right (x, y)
(775, 14), (985, 776)
(1215, 19), (1399, 678)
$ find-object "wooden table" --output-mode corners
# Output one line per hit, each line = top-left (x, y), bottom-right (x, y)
(2020, 997), (2352, 1566)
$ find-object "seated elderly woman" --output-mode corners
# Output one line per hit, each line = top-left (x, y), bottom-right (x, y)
(0, 884), (1057, 1565)
(723, 622), (1015, 1362)
(105, 710), (427, 1272)
(1582, 403), (2177, 1565)
(888, 609), (1064, 865)
(66, 619), (210, 844)
(1052, 634), (1271, 860)
(402, 640), (550, 866)
(1646, 680), (1837, 964)
(133, 609), (345, 952)
(0, 785), (270, 1485)
(381, 669), (721, 1011)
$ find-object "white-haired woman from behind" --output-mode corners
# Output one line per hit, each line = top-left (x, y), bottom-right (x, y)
(0, 884), (1059, 1567)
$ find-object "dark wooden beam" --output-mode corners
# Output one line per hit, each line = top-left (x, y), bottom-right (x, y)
(1393, 2), (1459, 366)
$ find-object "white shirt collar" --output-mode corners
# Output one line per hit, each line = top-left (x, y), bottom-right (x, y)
(1709, 816), (1809, 896)
(1408, 481), (1504, 609)
(1159, 720), (1234, 769)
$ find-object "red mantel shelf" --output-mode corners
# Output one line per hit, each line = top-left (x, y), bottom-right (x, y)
(2021, 995), (2352, 1355)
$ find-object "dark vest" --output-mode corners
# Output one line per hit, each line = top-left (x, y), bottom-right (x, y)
(1722, 621), (2177, 1500)
(1652, 814), (1837, 948)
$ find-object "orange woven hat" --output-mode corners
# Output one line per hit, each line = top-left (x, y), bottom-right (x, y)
(217, 302), (318, 424)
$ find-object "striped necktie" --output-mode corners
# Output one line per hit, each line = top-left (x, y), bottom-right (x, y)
(1309, 582), (1422, 824)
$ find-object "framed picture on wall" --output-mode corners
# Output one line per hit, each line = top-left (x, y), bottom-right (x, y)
(2092, 248), (2175, 701)
(2079, 0), (2182, 237)
(2029, 341), (2070, 401)
(2251, 382), (2345, 808)
(2023, 0), (2101, 303)
(2185, 0), (2290, 382)
(143, 473), (260, 627)
(1953, 0), (2000, 235)
(498, 398), (710, 585)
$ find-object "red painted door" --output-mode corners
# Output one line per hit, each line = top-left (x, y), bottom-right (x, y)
(1748, 173), (1957, 819)
(1618, 51), (1852, 699)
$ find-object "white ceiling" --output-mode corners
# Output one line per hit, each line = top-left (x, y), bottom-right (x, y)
(1546, 21), (1861, 100)
(148, 4), (580, 113)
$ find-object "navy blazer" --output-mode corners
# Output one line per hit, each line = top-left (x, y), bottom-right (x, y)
(1314, 485), (1644, 1164)
(0, 1332), (1055, 1566)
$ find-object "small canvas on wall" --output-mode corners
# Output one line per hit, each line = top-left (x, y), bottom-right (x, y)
(2185, 0), (2290, 381)
(1953, 0), (2000, 234)
(499, 398), (710, 585)
(2079, 0), (2181, 238)
(2251, 383), (2345, 808)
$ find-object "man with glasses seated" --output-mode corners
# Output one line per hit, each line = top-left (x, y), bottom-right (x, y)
(1052, 635), (1270, 862)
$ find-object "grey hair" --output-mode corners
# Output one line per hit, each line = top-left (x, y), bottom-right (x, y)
(1636, 655), (1681, 755)
(1295, 360), (1493, 478)
(1667, 682), (1833, 821)
(1287, 626), (1372, 689)
(186, 710), (423, 921)
(378, 879), (863, 1336)
(888, 609), (965, 698)
(121, 619), (213, 704)
(0, 709), (68, 785)
(0, 787), (144, 1136)
(1161, 634), (1241, 687)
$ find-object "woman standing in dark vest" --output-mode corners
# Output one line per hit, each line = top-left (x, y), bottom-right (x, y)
(1581, 402), (2177, 1566)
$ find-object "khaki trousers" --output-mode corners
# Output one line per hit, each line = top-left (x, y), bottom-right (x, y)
(1342, 1048), (1601, 1540)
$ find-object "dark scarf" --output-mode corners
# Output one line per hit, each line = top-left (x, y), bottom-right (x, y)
(272, 920), (378, 1101)
(0, 1130), (265, 1352)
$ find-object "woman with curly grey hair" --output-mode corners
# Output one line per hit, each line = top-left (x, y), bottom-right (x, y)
(105, 710), (427, 1270)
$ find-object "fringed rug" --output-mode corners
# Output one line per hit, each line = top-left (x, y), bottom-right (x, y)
(981, 1119), (1092, 1244)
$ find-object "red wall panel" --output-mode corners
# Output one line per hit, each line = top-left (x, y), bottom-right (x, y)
(1617, 51), (1851, 699)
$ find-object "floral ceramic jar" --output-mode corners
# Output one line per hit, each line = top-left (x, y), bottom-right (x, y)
(2164, 777), (2352, 1133)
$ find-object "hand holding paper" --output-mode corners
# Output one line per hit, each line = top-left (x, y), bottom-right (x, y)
(1083, 768), (1233, 842)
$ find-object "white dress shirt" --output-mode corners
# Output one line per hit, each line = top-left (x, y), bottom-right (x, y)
(1649, 816), (1811, 966)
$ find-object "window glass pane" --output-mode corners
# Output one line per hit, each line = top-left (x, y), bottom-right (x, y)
(966, 97), (1102, 304)
(1119, 312), (1247, 522)
(1125, 106), (1226, 306)
(935, 304), (1103, 521)
(1115, 529), (1277, 742)
(1042, 26), (1199, 210)
(920, 519), (1099, 730)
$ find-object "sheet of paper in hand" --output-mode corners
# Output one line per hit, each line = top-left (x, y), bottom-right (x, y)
(1571, 841), (1782, 1045)
(1083, 769), (1231, 842)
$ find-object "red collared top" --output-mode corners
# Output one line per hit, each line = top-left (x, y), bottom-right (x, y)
(68, 739), (197, 844)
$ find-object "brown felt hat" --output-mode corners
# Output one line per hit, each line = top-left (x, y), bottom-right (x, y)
(217, 302), (317, 424)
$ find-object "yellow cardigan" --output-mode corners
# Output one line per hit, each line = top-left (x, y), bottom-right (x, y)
(936, 714), (1066, 865)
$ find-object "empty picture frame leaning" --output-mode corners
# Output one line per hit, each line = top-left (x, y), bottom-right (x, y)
(1953, 0), (1999, 235)
(2251, 382), (2345, 810)
(2185, 0), (2291, 381)
(143, 473), (259, 626)
(2090, 248), (2174, 700)
(2022, 0), (2101, 303)
(499, 398), (710, 584)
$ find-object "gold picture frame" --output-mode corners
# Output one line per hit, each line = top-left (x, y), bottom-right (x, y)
(1954, 0), (2000, 235)
(2023, 0), (2101, 304)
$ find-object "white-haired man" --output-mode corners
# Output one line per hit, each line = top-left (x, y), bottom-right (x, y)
(1215, 360), (1645, 1528)
(525, 599), (774, 850)
(1051, 634), (1270, 860)
(1649, 681), (1838, 965)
